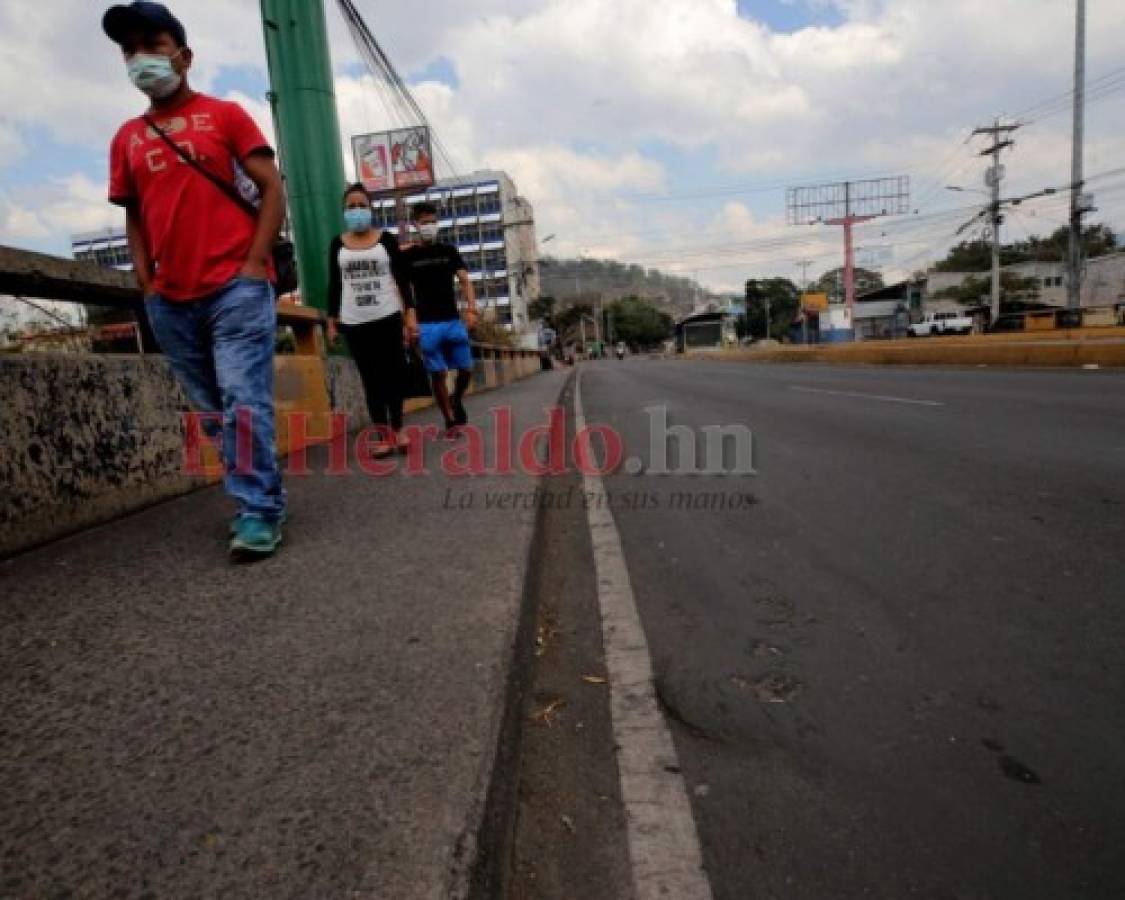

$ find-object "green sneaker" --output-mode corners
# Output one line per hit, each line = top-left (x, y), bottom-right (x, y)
(229, 509), (287, 536)
(229, 515), (283, 559)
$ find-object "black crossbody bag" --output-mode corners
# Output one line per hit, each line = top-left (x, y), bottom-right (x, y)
(143, 114), (297, 295)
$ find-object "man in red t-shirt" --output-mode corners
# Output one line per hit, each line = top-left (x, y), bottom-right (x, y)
(104, 2), (288, 559)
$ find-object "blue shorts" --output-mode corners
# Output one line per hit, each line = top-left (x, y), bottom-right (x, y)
(418, 319), (473, 374)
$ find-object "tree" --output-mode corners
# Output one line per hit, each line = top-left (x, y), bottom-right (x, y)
(934, 222), (1118, 272)
(606, 296), (673, 348)
(528, 294), (557, 325)
(930, 272), (1042, 309)
(933, 240), (995, 272)
(744, 278), (800, 340)
(1078, 223), (1118, 258)
(813, 267), (884, 301)
(734, 314), (751, 340)
(554, 301), (593, 345)
(1033, 222), (1118, 260)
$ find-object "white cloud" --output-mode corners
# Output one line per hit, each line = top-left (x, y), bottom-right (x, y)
(0, 173), (122, 246)
(2, 0), (1124, 293)
(0, 116), (26, 170)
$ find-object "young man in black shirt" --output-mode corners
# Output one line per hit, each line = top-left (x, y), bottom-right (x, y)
(404, 202), (479, 436)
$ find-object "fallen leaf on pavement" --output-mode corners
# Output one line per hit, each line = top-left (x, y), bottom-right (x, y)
(530, 697), (568, 727)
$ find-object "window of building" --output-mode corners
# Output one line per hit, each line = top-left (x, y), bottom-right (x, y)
(480, 223), (503, 244)
(478, 195), (501, 215)
(484, 248), (506, 272)
(454, 195), (477, 218)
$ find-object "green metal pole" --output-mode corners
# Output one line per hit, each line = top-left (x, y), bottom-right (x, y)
(260, 0), (346, 312)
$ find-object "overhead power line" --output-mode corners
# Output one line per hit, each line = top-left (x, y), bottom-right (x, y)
(335, 0), (470, 186)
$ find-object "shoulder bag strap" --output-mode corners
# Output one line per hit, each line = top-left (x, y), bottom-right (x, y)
(143, 113), (258, 219)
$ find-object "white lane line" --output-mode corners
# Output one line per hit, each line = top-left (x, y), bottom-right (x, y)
(788, 385), (944, 407)
(574, 369), (714, 900)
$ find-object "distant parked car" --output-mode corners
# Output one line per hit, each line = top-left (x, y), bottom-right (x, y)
(988, 314), (1026, 333)
(908, 311), (974, 337)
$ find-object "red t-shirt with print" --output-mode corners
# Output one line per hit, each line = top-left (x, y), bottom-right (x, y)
(109, 92), (274, 301)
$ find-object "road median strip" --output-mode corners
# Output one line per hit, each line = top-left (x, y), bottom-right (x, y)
(694, 331), (1125, 368)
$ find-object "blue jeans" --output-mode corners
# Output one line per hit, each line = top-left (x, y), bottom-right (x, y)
(145, 277), (287, 521)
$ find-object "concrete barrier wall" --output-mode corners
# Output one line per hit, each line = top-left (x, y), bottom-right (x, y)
(2, 350), (542, 559)
(0, 354), (197, 559)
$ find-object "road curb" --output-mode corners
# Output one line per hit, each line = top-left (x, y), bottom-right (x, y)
(460, 372), (573, 900)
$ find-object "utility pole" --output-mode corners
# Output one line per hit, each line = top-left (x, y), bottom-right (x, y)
(796, 259), (812, 344)
(260, 0), (347, 311)
(1067, 0), (1087, 309)
(972, 119), (1020, 325)
(797, 259), (812, 291)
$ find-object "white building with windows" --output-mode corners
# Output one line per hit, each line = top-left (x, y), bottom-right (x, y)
(71, 227), (132, 271)
(924, 253), (1125, 312)
(372, 169), (541, 334)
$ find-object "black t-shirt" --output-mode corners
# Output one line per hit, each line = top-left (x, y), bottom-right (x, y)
(404, 243), (467, 323)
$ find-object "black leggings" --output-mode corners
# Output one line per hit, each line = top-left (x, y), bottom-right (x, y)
(342, 313), (406, 432)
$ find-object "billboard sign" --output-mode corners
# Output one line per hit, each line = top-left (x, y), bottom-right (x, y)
(801, 292), (829, 312)
(785, 176), (911, 225)
(352, 126), (435, 195)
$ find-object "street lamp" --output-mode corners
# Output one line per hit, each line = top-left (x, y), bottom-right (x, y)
(946, 185), (989, 197)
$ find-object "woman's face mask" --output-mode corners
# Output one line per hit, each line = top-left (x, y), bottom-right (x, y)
(344, 207), (373, 233)
(127, 50), (184, 100)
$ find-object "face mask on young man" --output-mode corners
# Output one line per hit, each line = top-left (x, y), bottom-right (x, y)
(418, 222), (439, 243)
(344, 207), (373, 233)
(127, 50), (184, 100)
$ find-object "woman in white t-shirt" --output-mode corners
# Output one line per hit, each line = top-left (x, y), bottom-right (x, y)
(327, 183), (418, 458)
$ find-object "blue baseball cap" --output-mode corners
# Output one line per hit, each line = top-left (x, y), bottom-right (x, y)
(102, 2), (187, 47)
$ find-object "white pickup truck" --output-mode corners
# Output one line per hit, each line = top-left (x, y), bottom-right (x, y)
(908, 311), (974, 337)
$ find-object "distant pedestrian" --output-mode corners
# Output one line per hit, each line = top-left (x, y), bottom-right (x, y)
(103, 1), (287, 559)
(403, 202), (478, 437)
(326, 184), (417, 458)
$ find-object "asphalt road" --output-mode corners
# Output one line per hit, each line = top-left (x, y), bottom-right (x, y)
(579, 359), (1125, 900)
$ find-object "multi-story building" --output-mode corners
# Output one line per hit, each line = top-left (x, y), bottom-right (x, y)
(370, 169), (541, 333)
(71, 226), (132, 271)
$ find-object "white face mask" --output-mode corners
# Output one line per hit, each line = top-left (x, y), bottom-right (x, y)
(418, 222), (440, 242)
(127, 51), (184, 100)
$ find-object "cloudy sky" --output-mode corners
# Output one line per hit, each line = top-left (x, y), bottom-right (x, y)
(1, 0), (1123, 292)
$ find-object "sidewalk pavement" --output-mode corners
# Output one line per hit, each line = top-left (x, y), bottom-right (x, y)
(1, 369), (568, 899)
